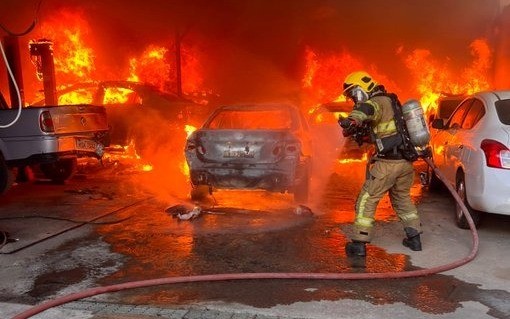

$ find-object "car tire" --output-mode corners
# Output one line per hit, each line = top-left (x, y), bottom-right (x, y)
(427, 165), (443, 192)
(40, 158), (77, 184)
(455, 172), (482, 229)
(294, 161), (311, 204)
(0, 154), (14, 194)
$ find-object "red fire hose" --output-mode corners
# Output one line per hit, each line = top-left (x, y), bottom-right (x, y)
(11, 157), (479, 319)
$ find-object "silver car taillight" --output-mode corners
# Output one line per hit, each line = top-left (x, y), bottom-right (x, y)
(186, 141), (206, 155)
(481, 139), (510, 169)
(39, 111), (55, 133)
(285, 142), (300, 154)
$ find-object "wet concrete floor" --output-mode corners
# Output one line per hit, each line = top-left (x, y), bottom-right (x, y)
(0, 158), (509, 319)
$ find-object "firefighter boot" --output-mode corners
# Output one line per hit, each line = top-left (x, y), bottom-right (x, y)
(402, 227), (422, 251)
(345, 240), (367, 257)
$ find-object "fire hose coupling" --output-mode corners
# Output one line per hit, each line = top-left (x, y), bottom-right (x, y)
(338, 116), (371, 146)
(338, 116), (358, 135)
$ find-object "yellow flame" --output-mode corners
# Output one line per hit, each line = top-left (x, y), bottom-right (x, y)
(181, 161), (190, 176)
(338, 152), (368, 164)
(185, 124), (197, 137)
(142, 164), (153, 172)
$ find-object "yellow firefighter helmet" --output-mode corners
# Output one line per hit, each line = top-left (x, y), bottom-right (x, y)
(343, 71), (378, 94)
(342, 71), (379, 103)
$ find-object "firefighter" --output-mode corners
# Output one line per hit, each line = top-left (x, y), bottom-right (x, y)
(339, 71), (422, 257)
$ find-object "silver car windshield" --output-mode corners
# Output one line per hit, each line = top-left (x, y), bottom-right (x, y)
(495, 99), (510, 125)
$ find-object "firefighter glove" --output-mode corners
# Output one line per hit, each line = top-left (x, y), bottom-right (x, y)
(339, 117), (358, 137)
(420, 146), (432, 158)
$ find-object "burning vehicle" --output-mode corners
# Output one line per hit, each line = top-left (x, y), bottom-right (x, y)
(31, 81), (207, 153)
(184, 103), (312, 203)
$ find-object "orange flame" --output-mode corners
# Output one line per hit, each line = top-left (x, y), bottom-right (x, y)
(33, 10), (95, 87)
(301, 47), (401, 113)
(404, 38), (492, 117)
(128, 45), (170, 91)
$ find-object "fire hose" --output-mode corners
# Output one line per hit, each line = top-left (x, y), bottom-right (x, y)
(11, 157), (479, 319)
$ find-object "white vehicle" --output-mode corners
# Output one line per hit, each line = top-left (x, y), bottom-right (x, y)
(428, 90), (510, 228)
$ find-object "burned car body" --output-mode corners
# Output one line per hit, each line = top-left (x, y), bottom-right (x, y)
(185, 103), (312, 202)
(31, 81), (207, 152)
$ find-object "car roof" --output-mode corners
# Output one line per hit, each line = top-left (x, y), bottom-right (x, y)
(474, 90), (510, 100)
(30, 80), (196, 106)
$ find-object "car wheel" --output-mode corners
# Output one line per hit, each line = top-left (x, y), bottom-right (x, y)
(427, 165), (443, 192)
(294, 161), (310, 204)
(455, 172), (482, 229)
(0, 154), (14, 194)
(40, 158), (77, 184)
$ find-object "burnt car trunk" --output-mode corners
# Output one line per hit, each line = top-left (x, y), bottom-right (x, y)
(186, 129), (303, 190)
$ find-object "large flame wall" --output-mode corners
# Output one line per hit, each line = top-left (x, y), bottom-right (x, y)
(0, 0), (507, 107)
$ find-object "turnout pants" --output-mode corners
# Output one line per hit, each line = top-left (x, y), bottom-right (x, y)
(352, 158), (421, 242)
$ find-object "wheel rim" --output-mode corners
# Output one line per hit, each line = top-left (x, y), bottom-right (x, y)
(456, 179), (466, 221)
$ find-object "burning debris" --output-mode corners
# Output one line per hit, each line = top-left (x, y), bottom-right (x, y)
(165, 204), (202, 221)
(165, 203), (313, 221)
(294, 204), (314, 217)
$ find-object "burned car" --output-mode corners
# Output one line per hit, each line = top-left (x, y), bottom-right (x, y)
(185, 103), (312, 203)
(31, 81), (207, 153)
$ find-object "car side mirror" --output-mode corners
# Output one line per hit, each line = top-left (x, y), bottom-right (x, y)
(431, 118), (445, 129)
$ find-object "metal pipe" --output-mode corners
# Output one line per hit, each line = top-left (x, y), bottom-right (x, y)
(29, 39), (57, 106)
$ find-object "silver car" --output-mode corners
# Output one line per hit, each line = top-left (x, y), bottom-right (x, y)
(185, 103), (312, 203)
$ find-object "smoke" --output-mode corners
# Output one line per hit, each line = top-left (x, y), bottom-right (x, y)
(308, 108), (344, 211)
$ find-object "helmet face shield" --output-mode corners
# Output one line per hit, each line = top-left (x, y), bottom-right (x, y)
(344, 85), (368, 104)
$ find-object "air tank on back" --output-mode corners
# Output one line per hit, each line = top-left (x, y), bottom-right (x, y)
(402, 99), (430, 147)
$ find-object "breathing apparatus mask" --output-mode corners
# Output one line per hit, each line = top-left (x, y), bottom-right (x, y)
(343, 85), (369, 104)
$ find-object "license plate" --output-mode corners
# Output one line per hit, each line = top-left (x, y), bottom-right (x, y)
(76, 138), (103, 156)
(223, 149), (255, 158)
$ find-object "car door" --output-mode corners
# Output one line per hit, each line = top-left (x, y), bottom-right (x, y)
(448, 98), (486, 183)
(436, 99), (473, 183)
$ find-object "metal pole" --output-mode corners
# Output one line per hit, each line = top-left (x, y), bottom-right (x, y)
(29, 40), (57, 106)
